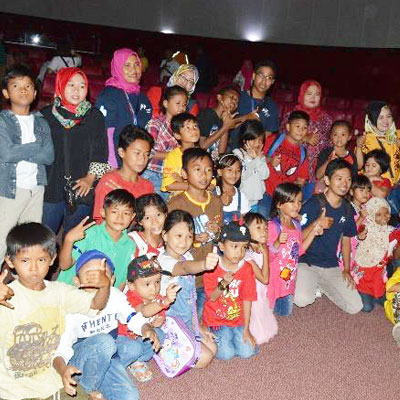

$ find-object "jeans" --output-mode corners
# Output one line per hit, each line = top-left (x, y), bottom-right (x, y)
(196, 287), (206, 321)
(273, 295), (293, 316)
(141, 169), (168, 201)
(69, 333), (138, 400)
(211, 325), (259, 361)
(115, 335), (156, 366)
(257, 193), (272, 218)
(43, 201), (91, 235)
(359, 292), (385, 313)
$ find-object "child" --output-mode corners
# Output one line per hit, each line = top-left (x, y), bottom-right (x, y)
(233, 120), (269, 212)
(58, 189), (136, 288)
(295, 159), (363, 314)
(216, 153), (251, 224)
(129, 193), (167, 258)
(385, 266), (400, 346)
(158, 210), (218, 368)
(198, 85), (242, 160)
(202, 221), (258, 360)
(118, 255), (180, 381)
(263, 110), (310, 217)
(0, 222), (110, 400)
(143, 85), (188, 198)
(363, 149), (392, 198)
(0, 65), (54, 263)
(161, 112), (201, 194)
(93, 125), (154, 223)
(243, 212), (278, 344)
(53, 250), (158, 399)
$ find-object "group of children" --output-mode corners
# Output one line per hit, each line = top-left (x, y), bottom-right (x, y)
(2, 61), (400, 400)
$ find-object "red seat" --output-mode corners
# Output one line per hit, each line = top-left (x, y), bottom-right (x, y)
(327, 108), (353, 124)
(353, 110), (366, 131)
(351, 99), (369, 111)
(88, 82), (104, 103)
(41, 74), (55, 98)
(193, 93), (213, 110)
(324, 97), (350, 110)
(273, 89), (294, 103)
(82, 64), (103, 76)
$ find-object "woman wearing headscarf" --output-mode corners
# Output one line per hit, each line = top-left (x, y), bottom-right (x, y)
(96, 48), (152, 167)
(41, 67), (108, 234)
(233, 59), (253, 91)
(147, 63), (199, 118)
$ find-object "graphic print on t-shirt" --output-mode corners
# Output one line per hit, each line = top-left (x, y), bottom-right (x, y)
(216, 278), (242, 321)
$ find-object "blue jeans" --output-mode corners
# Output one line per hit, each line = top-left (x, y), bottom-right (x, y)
(257, 193), (272, 218)
(115, 335), (156, 366)
(69, 333), (138, 400)
(141, 169), (168, 201)
(274, 295), (293, 316)
(211, 325), (259, 361)
(196, 287), (206, 321)
(359, 292), (385, 313)
(43, 201), (91, 235)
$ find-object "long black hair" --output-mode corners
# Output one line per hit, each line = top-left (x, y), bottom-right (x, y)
(270, 183), (302, 219)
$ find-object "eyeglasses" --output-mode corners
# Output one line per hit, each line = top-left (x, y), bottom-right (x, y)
(178, 75), (195, 87)
(255, 72), (275, 82)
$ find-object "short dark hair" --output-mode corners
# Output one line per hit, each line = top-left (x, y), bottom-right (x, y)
(254, 59), (277, 78)
(163, 210), (195, 234)
(351, 174), (372, 191)
(331, 120), (352, 134)
(270, 183), (302, 218)
(364, 149), (390, 175)
(182, 147), (213, 171)
(171, 112), (197, 134)
(6, 222), (57, 261)
(217, 85), (240, 97)
(160, 85), (188, 114)
(238, 120), (265, 149)
(325, 159), (352, 179)
(135, 193), (167, 223)
(288, 110), (310, 124)
(2, 64), (36, 91)
(117, 125), (154, 151)
(103, 189), (135, 212)
(243, 212), (266, 227)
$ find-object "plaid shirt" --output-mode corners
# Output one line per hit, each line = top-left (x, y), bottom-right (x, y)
(145, 114), (178, 173)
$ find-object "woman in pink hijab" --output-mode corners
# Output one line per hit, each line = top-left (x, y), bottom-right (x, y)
(233, 59), (253, 91)
(96, 48), (152, 167)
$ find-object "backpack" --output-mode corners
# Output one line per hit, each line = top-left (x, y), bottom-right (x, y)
(267, 133), (306, 164)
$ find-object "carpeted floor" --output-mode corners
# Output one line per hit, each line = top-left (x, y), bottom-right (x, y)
(138, 296), (397, 400)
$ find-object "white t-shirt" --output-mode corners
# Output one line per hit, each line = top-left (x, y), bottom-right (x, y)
(216, 187), (251, 215)
(15, 114), (37, 189)
(48, 55), (82, 72)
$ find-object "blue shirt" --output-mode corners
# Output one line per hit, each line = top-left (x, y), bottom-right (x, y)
(299, 195), (357, 268)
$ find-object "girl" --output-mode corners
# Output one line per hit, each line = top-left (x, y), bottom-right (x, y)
(157, 210), (218, 368)
(233, 120), (269, 212)
(129, 193), (167, 258)
(268, 183), (321, 316)
(363, 149), (392, 198)
(143, 86), (188, 197)
(244, 212), (278, 344)
(216, 154), (251, 224)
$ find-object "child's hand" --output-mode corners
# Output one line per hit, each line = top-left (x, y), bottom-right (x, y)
(65, 216), (96, 243)
(271, 153), (281, 168)
(195, 232), (209, 244)
(166, 283), (181, 304)
(0, 269), (14, 309)
(312, 222), (324, 236)
(317, 208), (334, 229)
(142, 326), (161, 352)
(204, 252), (219, 271)
(306, 129), (319, 146)
(221, 192), (233, 206)
(356, 133), (366, 148)
(360, 208), (368, 219)
(358, 227), (368, 241)
(342, 270), (355, 289)
(278, 232), (288, 244)
(206, 220), (219, 234)
(222, 271), (234, 285)
(150, 315), (165, 328)
(80, 259), (110, 289)
(242, 327), (257, 348)
(171, 172), (184, 183)
(73, 174), (96, 197)
(207, 182), (216, 192)
(61, 365), (81, 396)
(200, 325), (215, 342)
(105, 179), (122, 191)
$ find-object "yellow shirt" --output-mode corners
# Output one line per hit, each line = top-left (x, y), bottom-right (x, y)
(0, 280), (94, 400)
(384, 267), (400, 325)
(161, 147), (183, 192)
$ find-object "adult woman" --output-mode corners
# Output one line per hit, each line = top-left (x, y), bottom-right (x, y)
(147, 63), (199, 118)
(96, 48), (152, 167)
(42, 67), (107, 234)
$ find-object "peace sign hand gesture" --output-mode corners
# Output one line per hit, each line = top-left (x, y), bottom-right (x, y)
(0, 269), (14, 309)
(65, 216), (96, 243)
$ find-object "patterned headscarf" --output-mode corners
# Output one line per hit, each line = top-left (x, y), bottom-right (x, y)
(167, 64), (199, 96)
(294, 80), (324, 121)
(365, 102), (397, 144)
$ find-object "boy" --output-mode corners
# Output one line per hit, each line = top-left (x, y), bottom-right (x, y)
(0, 65), (54, 264)
(0, 222), (110, 400)
(53, 250), (159, 399)
(202, 221), (258, 360)
(93, 125), (154, 224)
(58, 189), (136, 288)
(294, 159), (363, 314)
(198, 85), (242, 160)
(161, 112), (201, 194)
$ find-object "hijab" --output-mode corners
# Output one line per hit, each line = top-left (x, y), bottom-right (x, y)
(167, 64), (199, 96)
(52, 67), (91, 129)
(105, 48), (141, 94)
(365, 101), (397, 144)
(294, 80), (324, 121)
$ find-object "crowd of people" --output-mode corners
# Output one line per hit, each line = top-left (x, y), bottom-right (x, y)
(1, 46), (400, 400)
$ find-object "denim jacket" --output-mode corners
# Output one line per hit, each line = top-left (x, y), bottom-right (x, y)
(0, 110), (54, 199)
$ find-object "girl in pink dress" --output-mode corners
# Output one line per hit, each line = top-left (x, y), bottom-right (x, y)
(244, 212), (278, 344)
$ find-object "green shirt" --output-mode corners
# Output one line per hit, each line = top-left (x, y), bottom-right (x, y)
(57, 223), (136, 288)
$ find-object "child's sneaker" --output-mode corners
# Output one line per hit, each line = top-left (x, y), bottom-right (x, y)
(392, 322), (400, 347)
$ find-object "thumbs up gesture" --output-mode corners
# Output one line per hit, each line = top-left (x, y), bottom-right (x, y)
(317, 207), (334, 230)
(0, 269), (14, 309)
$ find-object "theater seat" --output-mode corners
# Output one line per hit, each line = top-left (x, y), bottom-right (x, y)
(193, 93), (213, 110)
(273, 89), (294, 103)
(41, 74), (55, 98)
(88, 82), (104, 103)
(351, 99), (369, 111)
(324, 97), (350, 110)
(327, 108), (353, 124)
(353, 110), (366, 131)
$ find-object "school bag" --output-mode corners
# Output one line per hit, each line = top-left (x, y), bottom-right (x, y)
(266, 133), (306, 165)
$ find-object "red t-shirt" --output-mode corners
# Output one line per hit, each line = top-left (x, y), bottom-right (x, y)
(264, 134), (310, 196)
(93, 170), (154, 223)
(202, 261), (257, 328)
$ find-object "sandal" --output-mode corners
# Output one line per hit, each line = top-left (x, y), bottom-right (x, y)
(127, 361), (153, 382)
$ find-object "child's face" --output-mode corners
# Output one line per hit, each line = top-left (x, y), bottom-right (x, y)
(252, 66), (275, 94)
(163, 222), (194, 258)
(175, 120), (200, 144)
(324, 168), (352, 197)
(303, 85), (321, 109)
(183, 156), (214, 190)
(364, 157), (381, 178)
(64, 73), (88, 105)
(2, 76), (36, 108)
(248, 219), (268, 244)
(140, 205), (166, 236)
(74, 259), (114, 291)
(118, 139), (151, 174)
(286, 119), (309, 142)
(176, 70), (196, 93)
(6, 245), (56, 291)
(331, 126), (351, 148)
(123, 55), (142, 83)
(128, 273), (161, 302)
(101, 203), (135, 233)
(277, 192), (303, 219)
(245, 136), (264, 155)
(219, 240), (248, 264)
(376, 107), (393, 133)
(375, 206), (390, 226)
(351, 186), (371, 205)
(218, 90), (239, 113)
(217, 160), (241, 186)
(163, 93), (188, 117)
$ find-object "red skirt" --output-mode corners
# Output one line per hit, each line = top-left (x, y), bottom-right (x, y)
(356, 263), (387, 298)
